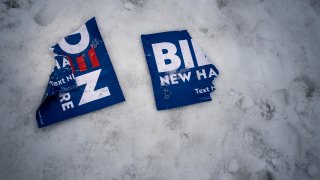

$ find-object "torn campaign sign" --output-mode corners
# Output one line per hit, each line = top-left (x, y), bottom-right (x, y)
(36, 17), (125, 128)
(141, 30), (219, 110)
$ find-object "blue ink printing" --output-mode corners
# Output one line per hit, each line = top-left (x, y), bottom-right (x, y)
(36, 17), (125, 128)
(141, 30), (219, 110)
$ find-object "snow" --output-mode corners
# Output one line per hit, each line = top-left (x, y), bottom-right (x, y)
(228, 159), (240, 173)
(0, 0), (319, 179)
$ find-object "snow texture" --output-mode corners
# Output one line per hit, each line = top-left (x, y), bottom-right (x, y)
(0, 0), (319, 179)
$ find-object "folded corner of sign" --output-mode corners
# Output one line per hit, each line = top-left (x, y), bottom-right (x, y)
(46, 55), (78, 96)
(36, 17), (125, 128)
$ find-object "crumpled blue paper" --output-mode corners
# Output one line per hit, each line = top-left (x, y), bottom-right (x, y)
(36, 17), (125, 128)
(141, 30), (219, 110)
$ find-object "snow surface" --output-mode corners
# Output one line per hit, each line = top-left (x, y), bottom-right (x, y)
(0, 0), (320, 179)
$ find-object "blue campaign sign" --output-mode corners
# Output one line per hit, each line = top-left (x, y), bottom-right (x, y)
(141, 30), (219, 110)
(36, 17), (125, 128)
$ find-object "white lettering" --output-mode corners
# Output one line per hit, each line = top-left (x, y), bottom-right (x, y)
(152, 42), (181, 72)
(76, 69), (110, 106)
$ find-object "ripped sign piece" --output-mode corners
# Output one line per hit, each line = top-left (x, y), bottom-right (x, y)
(141, 30), (219, 110)
(36, 17), (125, 128)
